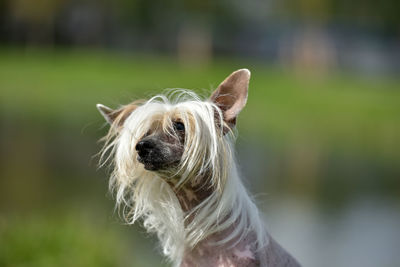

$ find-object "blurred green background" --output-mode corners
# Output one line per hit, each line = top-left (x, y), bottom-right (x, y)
(0, 0), (399, 266)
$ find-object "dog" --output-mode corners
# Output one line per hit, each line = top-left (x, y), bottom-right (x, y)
(97, 69), (300, 267)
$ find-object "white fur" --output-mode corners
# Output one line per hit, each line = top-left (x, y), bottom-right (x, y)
(100, 90), (268, 266)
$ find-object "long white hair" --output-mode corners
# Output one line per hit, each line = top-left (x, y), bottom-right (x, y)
(99, 72), (268, 266)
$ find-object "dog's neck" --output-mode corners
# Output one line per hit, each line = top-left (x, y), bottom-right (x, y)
(164, 174), (262, 266)
(169, 179), (300, 267)
(168, 177), (213, 213)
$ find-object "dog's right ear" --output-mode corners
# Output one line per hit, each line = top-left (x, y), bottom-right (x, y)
(96, 103), (137, 126)
(97, 104), (117, 125)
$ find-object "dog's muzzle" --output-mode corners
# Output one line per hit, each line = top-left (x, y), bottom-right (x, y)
(135, 138), (168, 171)
(135, 134), (184, 171)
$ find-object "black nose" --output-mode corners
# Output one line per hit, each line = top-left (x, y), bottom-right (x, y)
(135, 140), (155, 157)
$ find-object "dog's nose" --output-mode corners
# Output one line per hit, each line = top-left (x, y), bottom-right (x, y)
(136, 140), (155, 156)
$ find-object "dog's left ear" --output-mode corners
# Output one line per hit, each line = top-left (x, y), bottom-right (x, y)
(210, 68), (250, 128)
(96, 103), (137, 126)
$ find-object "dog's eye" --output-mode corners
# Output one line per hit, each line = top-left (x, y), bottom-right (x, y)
(173, 121), (185, 132)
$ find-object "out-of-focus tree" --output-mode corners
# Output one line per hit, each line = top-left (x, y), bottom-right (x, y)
(279, 0), (332, 23)
(7, 0), (65, 45)
(278, 0), (400, 32)
(112, 0), (227, 64)
(275, 0), (399, 75)
(331, 0), (400, 33)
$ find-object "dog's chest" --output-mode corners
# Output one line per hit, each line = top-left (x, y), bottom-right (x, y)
(172, 183), (260, 266)
(181, 233), (260, 267)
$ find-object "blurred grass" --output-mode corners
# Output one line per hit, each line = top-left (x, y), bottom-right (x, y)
(0, 49), (400, 160)
(0, 211), (163, 267)
(0, 214), (123, 267)
(1, 48), (399, 162)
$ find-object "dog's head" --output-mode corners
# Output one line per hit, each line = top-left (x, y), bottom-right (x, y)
(98, 69), (250, 187)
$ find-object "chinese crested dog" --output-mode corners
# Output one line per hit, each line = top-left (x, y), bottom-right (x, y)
(97, 69), (300, 267)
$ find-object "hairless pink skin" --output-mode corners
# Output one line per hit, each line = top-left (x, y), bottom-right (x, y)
(174, 184), (301, 267)
(182, 233), (300, 267)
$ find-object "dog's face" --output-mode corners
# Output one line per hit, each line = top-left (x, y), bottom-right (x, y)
(135, 120), (185, 171)
(98, 69), (250, 180)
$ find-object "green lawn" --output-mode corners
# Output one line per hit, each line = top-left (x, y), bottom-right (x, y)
(1, 48), (399, 162)
(0, 211), (162, 267)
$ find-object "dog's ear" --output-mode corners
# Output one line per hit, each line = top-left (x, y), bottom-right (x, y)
(210, 68), (250, 128)
(96, 103), (137, 126)
(97, 104), (117, 125)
